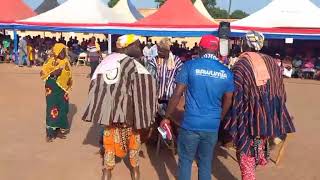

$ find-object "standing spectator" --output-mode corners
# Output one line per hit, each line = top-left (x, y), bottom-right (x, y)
(2, 36), (11, 63)
(87, 37), (101, 78)
(27, 39), (35, 66)
(143, 39), (157, 64)
(18, 37), (29, 67)
(40, 43), (73, 142)
(147, 38), (183, 115)
(223, 31), (295, 180)
(161, 35), (234, 180)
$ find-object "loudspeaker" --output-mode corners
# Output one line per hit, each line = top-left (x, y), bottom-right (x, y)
(218, 22), (231, 39)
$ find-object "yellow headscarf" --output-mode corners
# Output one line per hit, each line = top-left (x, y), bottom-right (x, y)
(40, 43), (73, 92)
(116, 34), (140, 49)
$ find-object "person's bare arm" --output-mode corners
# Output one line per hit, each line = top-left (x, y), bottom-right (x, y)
(221, 92), (233, 121)
(161, 83), (187, 126)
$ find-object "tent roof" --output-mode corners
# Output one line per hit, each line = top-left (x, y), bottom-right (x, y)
(0, 0), (36, 22)
(20, 0), (109, 25)
(194, 0), (217, 23)
(109, 0), (143, 23)
(133, 0), (217, 27)
(232, 0), (320, 28)
(19, 0), (142, 27)
(35, 0), (60, 14)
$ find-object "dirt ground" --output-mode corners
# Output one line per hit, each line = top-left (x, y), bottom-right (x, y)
(0, 63), (319, 180)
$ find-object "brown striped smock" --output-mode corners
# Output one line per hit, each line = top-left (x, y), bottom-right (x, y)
(82, 57), (157, 130)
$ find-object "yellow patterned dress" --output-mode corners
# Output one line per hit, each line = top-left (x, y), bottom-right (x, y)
(40, 43), (72, 139)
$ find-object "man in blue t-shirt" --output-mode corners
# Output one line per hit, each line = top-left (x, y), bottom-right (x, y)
(161, 35), (234, 180)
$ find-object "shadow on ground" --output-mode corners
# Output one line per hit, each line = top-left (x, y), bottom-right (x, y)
(67, 103), (77, 133)
(212, 146), (238, 180)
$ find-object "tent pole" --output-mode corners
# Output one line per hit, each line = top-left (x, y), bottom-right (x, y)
(13, 30), (18, 64)
(108, 34), (112, 54)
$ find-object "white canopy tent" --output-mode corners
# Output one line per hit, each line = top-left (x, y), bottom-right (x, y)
(20, 0), (109, 24)
(194, 0), (217, 23)
(17, 0), (143, 53)
(110, 0), (143, 23)
(19, 0), (142, 25)
(232, 0), (320, 28)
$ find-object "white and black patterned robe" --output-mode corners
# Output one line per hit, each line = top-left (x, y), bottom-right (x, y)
(82, 56), (157, 130)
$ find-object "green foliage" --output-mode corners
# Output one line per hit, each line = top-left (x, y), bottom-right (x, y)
(156, 0), (215, 8)
(209, 7), (229, 19)
(230, 10), (249, 19)
(108, 0), (119, 8)
(155, 0), (166, 6)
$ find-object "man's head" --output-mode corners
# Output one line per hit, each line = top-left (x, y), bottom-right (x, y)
(157, 38), (172, 59)
(241, 31), (265, 52)
(90, 37), (96, 43)
(116, 34), (142, 59)
(147, 39), (152, 48)
(198, 35), (219, 56)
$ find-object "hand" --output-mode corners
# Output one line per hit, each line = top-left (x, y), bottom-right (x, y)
(160, 118), (171, 129)
(51, 68), (63, 76)
(67, 78), (73, 86)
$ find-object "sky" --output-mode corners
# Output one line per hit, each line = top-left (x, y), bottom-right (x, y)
(24, 0), (320, 14)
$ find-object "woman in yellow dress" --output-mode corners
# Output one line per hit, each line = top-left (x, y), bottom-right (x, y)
(27, 43), (34, 65)
(40, 43), (73, 142)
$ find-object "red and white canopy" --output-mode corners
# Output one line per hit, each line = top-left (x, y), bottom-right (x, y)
(0, 0), (35, 22)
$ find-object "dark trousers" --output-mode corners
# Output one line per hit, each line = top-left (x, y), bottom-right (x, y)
(90, 61), (99, 78)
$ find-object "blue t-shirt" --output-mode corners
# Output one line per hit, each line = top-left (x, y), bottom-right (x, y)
(176, 56), (234, 132)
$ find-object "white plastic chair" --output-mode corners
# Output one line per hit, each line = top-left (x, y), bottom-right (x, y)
(77, 52), (87, 66)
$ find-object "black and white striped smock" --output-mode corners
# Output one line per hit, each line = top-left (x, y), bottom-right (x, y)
(82, 57), (157, 130)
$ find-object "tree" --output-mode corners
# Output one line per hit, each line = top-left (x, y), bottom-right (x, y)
(108, 0), (119, 8)
(155, 0), (166, 7)
(230, 10), (249, 19)
(155, 0), (216, 8)
(202, 0), (216, 9)
(209, 7), (229, 19)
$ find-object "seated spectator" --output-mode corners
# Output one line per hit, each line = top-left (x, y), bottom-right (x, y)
(301, 54), (316, 79)
(292, 55), (303, 78)
(282, 56), (293, 78)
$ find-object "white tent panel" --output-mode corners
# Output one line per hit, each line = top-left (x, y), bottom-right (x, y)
(109, 0), (143, 23)
(21, 0), (109, 24)
(20, 0), (142, 24)
(232, 0), (320, 28)
(194, 0), (217, 23)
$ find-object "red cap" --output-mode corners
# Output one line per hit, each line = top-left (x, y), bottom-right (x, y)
(199, 35), (219, 51)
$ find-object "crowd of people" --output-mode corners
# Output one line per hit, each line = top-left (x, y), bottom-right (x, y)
(2, 32), (320, 81)
(35, 30), (297, 180)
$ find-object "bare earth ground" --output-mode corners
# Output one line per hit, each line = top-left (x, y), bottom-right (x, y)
(0, 63), (319, 180)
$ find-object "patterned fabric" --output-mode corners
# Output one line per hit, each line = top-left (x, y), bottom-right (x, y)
(91, 53), (126, 81)
(40, 43), (73, 93)
(239, 52), (270, 86)
(244, 31), (265, 51)
(82, 57), (157, 130)
(45, 78), (69, 138)
(223, 53), (295, 155)
(103, 127), (141, 169)
(239, 139), (268, 180)
(147, 55), (183, 101)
